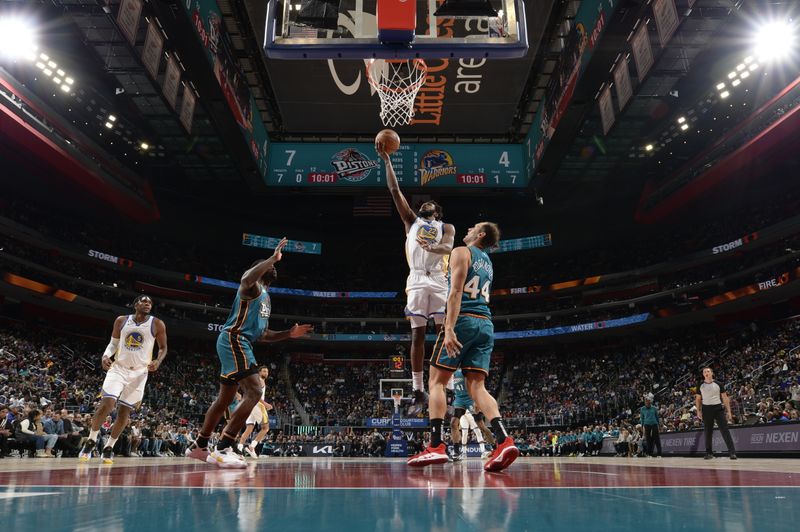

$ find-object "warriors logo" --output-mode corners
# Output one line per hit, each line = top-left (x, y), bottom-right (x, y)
(419, 150), (457, 186)
(417, 224), (438, 244)
(125, 332), (144, 350)
(331, 149), (380, 182)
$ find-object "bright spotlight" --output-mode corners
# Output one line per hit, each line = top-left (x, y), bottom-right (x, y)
(740, 70), (750, 79)
(727, 71), (737, 79)
(732, 79), (741, 87)
(720, 90), (730, 99)
(108, 115), (117, 122)
(754, 20), (796, 61)
(0, 18), (37, 61)
(680, 123), (689, 131)
(645, 144), (653, 152)
(140, 142), (149, 150)
(105, 121), (113, 129)
(60, 84), (70, 93)
(716, 82), (726, 90)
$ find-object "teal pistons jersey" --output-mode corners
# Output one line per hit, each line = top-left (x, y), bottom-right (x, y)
(457, 246), (493, 318)
(221, 287), (271, 344)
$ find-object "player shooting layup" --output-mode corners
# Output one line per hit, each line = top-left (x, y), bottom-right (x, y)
(407, 222), (519, 472)
(376, 146), (455, 413)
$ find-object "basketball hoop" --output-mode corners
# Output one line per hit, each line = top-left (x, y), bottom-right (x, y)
(391, 389), (404, 411)
(366, 58), (428, 127)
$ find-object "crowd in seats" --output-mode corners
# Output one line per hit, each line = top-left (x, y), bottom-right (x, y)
(2, 315), (799, 460)
(501, 319), (800, 433)
(0, 325), (296, 458)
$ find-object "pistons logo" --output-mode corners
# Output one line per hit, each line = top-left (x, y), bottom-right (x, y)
(125, 332), (144, 350)
(259, 300), (271, 319)
(330, 148), (379, 182)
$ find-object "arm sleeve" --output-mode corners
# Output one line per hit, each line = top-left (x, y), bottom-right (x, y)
(102, 337), (120, 359)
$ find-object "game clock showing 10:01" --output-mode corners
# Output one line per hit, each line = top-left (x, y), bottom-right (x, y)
(267, 142), (527, 188)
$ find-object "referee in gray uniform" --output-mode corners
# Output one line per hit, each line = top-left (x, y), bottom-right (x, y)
(694, 367), (736, 460)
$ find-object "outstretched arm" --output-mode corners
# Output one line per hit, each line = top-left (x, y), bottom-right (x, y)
(416, 223), (455, 255)
(240, 238), (288, 298)
(376, 147), (415, 232)
(148, 319), (168, 372)
(259, 323), (314, 343)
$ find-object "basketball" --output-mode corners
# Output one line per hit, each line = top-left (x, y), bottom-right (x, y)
(375, 129), (401, 155)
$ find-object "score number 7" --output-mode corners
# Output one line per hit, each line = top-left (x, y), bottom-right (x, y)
(276, 150), (298, 183)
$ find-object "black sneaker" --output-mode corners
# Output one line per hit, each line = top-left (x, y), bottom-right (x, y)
(79, 439), (96, 462)
(408, 389), (428, 415)
(101, 446), (114, 465)
(704, 453), (714, 460)
(729, 453), (737, 460)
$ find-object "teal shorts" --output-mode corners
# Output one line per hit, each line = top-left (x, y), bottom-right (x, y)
(430, 314), (494, 375)
(217, 333), (258, 384)
(453, 395), (474, 409)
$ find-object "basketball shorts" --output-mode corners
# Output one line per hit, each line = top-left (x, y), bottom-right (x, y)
(246, 403), (269, 426)
(405, 273), (447, 328)
(460, 411), (478, 431)
(217, 333), (259, 384)
(102, 365), (148, 408)
(430, 314), (493, 374)
(453, 392), (474, 410)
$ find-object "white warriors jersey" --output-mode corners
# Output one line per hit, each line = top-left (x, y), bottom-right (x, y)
(116, 315), (157, 368)
(405, 217), (448, 277)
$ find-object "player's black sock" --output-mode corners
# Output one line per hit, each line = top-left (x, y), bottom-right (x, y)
(196, 435), (210, 449)
(454, 442), (461, 455)
(430, 419), (444, 447)
(216, 435), (235, 451)
(490, 417), (508, 443)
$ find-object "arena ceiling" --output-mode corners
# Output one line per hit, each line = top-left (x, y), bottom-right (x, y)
(2, 0), (798, 221)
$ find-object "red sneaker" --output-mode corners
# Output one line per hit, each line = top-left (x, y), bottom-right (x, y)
(483, 437), (520, 472)
(407, 443), (449, 467)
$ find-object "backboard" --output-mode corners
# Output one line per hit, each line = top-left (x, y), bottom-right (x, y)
(265, 0), (528, 59)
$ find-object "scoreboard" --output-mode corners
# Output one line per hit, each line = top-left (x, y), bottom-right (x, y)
(267, 142), (527, 188)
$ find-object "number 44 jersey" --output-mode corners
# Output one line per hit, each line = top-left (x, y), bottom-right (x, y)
(455, 246), (493, 318)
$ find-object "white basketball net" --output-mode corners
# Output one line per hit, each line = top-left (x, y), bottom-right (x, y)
(366, 59), (428, 127)
(391, 392), (403, 410)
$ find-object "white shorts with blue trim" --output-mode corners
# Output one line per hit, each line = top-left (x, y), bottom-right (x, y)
(102, 365), (148, 408)
(405, 274), (447, 328)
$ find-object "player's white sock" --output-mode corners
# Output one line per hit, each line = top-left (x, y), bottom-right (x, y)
(446, 375), (454, 391)
(89, 429), (100, 442)
(412, 371), (424, 392)
(106, 436), (118, 449)
(473, 428), (484, 444)
(461, 429), (469, 446)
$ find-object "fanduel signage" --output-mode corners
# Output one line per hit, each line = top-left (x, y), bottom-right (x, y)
(365, 418), (429, 428)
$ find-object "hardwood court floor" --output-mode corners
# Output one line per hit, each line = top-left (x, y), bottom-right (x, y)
(1, 456), (798, 531)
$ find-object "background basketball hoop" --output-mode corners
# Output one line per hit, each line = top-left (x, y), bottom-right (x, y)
(366, 58), (428, 127)
(390, 388), (405, 411)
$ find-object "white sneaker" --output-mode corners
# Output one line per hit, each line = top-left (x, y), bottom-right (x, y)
(207, 447), (247, 469)
(245, 445), (258, 459)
